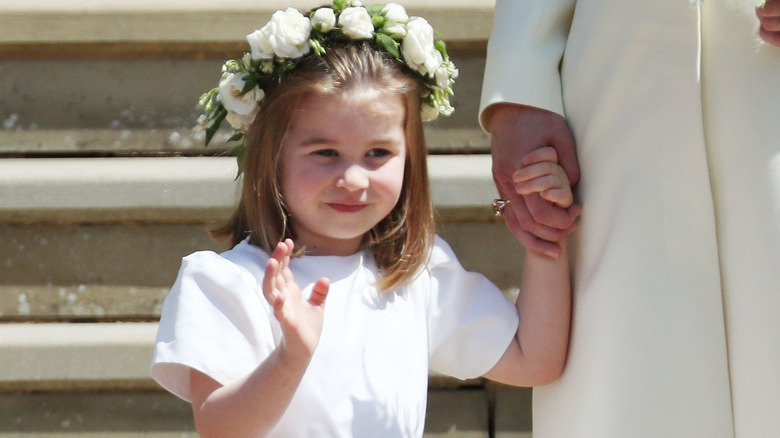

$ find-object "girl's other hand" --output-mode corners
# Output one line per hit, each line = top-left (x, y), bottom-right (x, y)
(263, 239), (330, 365)
(513, 147), (576, 208)
(503, 147), (580, 250)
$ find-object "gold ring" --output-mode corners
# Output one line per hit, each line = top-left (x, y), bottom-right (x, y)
(492, 199), (510, 216)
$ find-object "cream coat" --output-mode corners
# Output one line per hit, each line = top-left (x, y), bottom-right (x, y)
(481, 1), (780, 437)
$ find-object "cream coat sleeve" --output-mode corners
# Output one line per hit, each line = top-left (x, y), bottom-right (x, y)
(479, 0), (576, 129)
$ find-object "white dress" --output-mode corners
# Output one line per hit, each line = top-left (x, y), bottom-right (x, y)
(151, 235), (519, 437)
(480, 1), (780, 437)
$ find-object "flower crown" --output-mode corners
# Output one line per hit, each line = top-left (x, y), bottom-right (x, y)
(197, 0), (458, 160)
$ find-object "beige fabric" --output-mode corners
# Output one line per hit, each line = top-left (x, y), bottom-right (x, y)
(481, 1), (780, 437)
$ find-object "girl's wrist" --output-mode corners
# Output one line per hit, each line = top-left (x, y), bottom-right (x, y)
(276, 343), (313, 374)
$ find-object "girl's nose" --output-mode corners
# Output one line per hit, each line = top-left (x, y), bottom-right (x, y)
(336, 164), (369, 191)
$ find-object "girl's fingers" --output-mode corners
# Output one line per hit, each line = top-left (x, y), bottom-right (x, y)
(263, 258), (280, 302)
(309, 278), (330, 307)
(515, 174), (566, 195)
(541, 188), (574, 208)
(520, 146), (558, 166)
(277, 239), (296, 284)
(513, 161), (566, 184)
(281, 239), (293, 269)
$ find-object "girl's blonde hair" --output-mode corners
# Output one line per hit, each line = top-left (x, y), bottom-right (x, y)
(212, 41), (435, 292)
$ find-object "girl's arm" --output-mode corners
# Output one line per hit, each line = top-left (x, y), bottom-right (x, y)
(483, 147), (576, 386)
(189, 240), (330, 438)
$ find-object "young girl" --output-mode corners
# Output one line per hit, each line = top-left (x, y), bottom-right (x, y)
(151, 2), (578, 436)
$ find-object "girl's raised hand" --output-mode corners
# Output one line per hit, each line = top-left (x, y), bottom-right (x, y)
(512, 147), (575, 209)
(263, 239), (330, 365)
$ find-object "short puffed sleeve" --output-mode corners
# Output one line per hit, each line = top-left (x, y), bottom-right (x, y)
(150, 248), (279, 402)
(426, 236), (519, 380)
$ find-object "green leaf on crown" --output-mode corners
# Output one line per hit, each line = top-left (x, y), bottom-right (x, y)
(375, 33), (400, 58)
(204, 106), (227, 146)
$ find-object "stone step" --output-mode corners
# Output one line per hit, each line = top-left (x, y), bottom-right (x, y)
(1, 155), (524, 318)
(0, 322), (531, 438)
(0, 323), (159, 392)
(0, 0), (492, 156)
(0, 387), (531, 437)
(0, 155), (498, 223)
(0, 322), (485, 391)
(0, 220), (523, 320)
(0, 57), (487, 155)
(1, 0), (494, 47)
(0, 127), (488, 156)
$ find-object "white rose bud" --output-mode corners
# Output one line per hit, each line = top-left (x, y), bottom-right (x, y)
(218, 73), (264, 131)
(339, 7), (374, 39)
(382, 1), (408, 36)
(402, 17), (438, 75)
(435, 65), (451, 89)
(311, 8), (336, 32)
(247, 7), (312, 60)
(382, 22), (406, 38)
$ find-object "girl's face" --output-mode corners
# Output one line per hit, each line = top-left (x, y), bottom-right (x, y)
(279, 91), (407, 256)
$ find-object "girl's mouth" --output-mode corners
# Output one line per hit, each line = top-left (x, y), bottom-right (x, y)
(327, 203), (367, 213)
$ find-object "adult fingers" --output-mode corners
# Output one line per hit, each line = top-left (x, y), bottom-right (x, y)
(758, 0), (780, 47)
(548, 118), (580, 185)
(758, 0), (780, 16)
(521, 146), (558, 166)
(509, 195), (571, 242)
(503, 205), (563, 258)
(758, 13), (780, 31)
(524, 194), (578, 230)
(759, 26), (780, 46)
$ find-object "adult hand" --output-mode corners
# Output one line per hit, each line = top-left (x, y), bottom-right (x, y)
(263, 239), (330, 364)
(758, 0), (780, 47)
(487, 103), (581, 258)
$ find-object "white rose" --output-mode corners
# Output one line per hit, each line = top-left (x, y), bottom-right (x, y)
(420, 102), (439, 122)
(382, 3), (408, 22)
(402, 17), (440, 75)
(425, 50), (444, 78)
(338, 7), (374, 40)
(218, 73), (264, 131)
(225, 111), (256, 132)
(311, 8), (336, 32)
(247, 7), (312, 60)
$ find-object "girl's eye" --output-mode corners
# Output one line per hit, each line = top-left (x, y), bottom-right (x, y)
(314, 149), (338, 158)
(367, 148), (392, 158)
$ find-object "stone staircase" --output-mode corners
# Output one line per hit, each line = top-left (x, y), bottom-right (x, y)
(0, 1), (532, 436)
